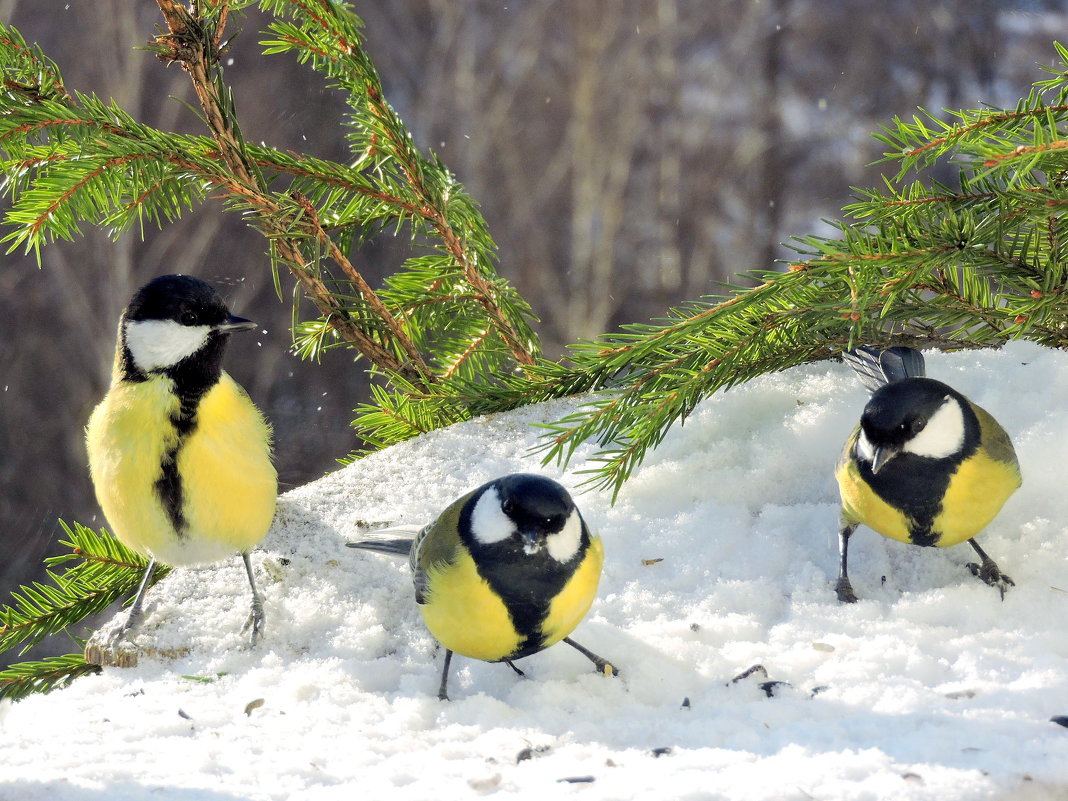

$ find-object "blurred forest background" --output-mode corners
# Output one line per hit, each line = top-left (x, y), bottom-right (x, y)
(1, 0), (1065, 661)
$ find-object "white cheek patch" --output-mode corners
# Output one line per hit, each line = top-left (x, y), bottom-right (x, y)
(545, 510), (583, 563)
(904, 396), (965, 459)
(856, 429), (875, 464)
(469, 487), (515, 545)
(125, 319), (211, 372)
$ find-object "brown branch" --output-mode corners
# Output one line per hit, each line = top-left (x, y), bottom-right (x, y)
(442, 329), (492, 380)
(905, 104), (1068, 158)
(291, 192), (433, 381)
(983, 139), (1068, 167)
(253, 3), (537, 369)
(0, 116), (125, 142)
(364, 84), (537, 367)
(29, 155), (143, 235)
(0, 35), (71, 99)
(152, 0), (432, 387)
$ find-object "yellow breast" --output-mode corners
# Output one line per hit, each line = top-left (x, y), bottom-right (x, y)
(418, 535), (604, 662)
(541, 535), (604, 647)
(836, 427), (1021, 548)
(836, 450), (914, 543)
(86, 372), (276, 565)
(419, 549), (523, 662)
(932, 449), (1020, 546)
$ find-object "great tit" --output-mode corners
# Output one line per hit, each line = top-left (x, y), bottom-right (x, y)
(84, 275), (277, 666)
(348, 473), (617, 700)
(834, 345), (1021, 603)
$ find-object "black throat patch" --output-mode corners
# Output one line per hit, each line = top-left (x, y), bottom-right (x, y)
(459, 500), (590, 661)
(855, 399), (981, 546)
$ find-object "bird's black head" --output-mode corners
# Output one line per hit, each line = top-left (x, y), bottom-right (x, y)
(860, 378), (953, 447)
(125, 274), (235, 329)
(119, 275), (255, 390)
(462, 473), (586, 563)
(857, 377), (972, 471)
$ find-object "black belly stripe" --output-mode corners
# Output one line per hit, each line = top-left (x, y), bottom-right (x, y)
(857, 453), (951, 547)
(473, 542), (588, 661)
(154, 394), (201, 538)
(155, 448), (187, 536)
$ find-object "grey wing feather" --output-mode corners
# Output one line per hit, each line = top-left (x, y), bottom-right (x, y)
(347, 522), (435, 602)
(346, 538), (415, 557)
(409, 523), (433, 604)
(843, 345), (925, 393)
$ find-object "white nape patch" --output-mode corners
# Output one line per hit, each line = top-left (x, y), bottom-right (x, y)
(125, 319), (211, 372)
(545, 509), (583, 563)
(469, 487), (515, 545)
(903, 395), (965, 459)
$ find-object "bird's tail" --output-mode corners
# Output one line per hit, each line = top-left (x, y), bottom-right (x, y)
(843, 345), (926, 394)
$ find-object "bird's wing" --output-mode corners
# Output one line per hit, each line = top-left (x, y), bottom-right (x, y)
(843, 345), (926, 393)
(410, 489), (477, 604)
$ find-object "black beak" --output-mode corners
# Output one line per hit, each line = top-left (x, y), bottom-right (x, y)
(215, 314), (257, 334)
(870, 445), (899, 475)
(520, 528), (542, 551)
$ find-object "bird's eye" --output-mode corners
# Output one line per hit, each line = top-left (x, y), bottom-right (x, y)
(179, 310), (199, 326)
(501, 498), (514, 515)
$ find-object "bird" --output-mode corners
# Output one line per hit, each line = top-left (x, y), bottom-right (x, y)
(348, 473), (617, 700)
(83, 274), (277, 666)
(834, 345), (1021, 603)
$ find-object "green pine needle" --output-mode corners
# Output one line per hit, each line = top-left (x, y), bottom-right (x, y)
(0, 521), (168, 656)
(0, 654), (101, 702)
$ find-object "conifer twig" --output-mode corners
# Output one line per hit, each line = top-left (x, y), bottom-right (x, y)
(152, 0), (434, 386)
(0, 654), (101, 701)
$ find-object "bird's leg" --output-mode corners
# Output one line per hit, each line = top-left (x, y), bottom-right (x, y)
(84, 559), (157, 668)
(504, 660), (526, 678)
(562, 637), (618, 677)
(835, 523), (859, 603)
(965, 539), (1014, 600)
(437, 649), (454, 701)
(240, 553), (265, 645)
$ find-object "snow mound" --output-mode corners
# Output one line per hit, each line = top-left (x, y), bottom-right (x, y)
(2, 341), (1067, 801)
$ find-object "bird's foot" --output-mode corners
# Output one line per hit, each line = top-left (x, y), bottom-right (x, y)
(592, 657), (619, 677)
(505, 660), (527, 678)
(835, 577), (858, 604)
(241, 596), (266, 646)
(562, 637), (619, 677)
(967, 560), (1015, 600)
(84, 612), (141, 668)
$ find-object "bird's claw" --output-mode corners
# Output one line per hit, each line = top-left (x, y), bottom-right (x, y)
(84, 613), (141, 668)
(241, 597), (265, 646)
(596, 659), (619, 677)
(835, 577), (859, 604)
(967, 561), (1015, 600)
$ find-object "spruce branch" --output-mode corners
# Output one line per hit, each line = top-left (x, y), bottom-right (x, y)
(521, 43), (1068, 495)
(149, 0), (436, 385)
(257, 0), (539, 368)
(0, 522), (168, 656)
(2, 5), (541, 450)
(0, 654), (101, 702)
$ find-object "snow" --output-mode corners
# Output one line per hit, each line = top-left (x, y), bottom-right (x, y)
(2, 340), (1067, 800)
